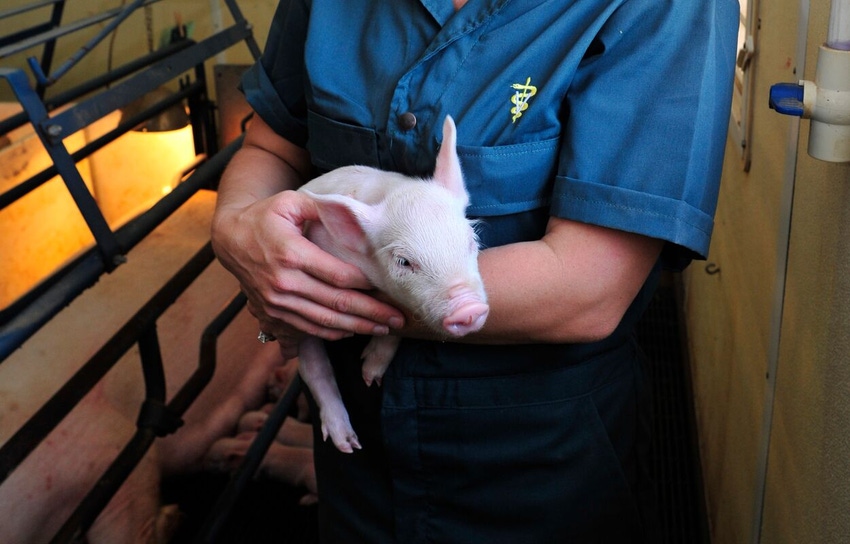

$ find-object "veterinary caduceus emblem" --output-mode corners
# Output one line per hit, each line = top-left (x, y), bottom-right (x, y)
(511, 77), (537, 123)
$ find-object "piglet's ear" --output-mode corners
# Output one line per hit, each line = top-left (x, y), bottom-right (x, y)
(303, 191), (377, 255)
(432, 115), (469, 206)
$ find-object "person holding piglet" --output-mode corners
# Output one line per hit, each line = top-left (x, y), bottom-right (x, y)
(211, 0), (738, 542)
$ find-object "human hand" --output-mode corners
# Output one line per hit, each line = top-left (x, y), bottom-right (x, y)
(211, 189), (405, 352)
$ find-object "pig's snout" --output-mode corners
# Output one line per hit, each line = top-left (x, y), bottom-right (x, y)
(440, 284), (489, 337)
(443, 301), (489, 337)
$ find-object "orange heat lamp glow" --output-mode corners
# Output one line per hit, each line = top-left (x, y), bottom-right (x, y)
(0, 104), (198, 311)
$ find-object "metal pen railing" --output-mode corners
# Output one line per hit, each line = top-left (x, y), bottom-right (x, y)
(0, 2), (301, 542)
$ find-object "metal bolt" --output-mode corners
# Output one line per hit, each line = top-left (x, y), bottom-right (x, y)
(45, 124), (62, 138)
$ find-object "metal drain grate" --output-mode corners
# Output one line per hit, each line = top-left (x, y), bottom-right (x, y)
(636, 274), (710, 544)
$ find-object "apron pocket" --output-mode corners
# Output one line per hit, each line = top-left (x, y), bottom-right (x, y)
(383, 350), (647, 544)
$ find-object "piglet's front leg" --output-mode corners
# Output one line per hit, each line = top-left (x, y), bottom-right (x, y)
(298, 336), (362, 453)
(361, 335), (401, 387)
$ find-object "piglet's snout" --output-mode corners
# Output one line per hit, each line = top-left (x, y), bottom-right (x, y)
(442, 285), (489, 337)
(443, 303), (489, 337)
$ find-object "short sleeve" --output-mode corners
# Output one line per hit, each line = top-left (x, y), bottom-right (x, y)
(240, 0), (310, 147)
(551, 0), (739, 266)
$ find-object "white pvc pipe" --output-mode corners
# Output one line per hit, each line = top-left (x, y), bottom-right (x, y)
(828, 0), (850, 50)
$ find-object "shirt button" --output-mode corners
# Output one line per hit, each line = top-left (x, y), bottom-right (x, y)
(399, 112), (417, 131)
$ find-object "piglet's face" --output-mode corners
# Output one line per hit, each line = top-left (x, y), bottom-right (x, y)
(371, 185), (487, 336)
(305, 115), (489, 337)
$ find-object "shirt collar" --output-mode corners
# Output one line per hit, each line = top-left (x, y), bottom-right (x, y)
(419, 0), (456, 26)
(419, 0), (512, 28)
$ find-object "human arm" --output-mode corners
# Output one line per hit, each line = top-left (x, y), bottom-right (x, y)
(210, 115), (405, 352)
(472, 217), (662, 344)
(212, 116), (657, 349)
(389, 214), (662, 345)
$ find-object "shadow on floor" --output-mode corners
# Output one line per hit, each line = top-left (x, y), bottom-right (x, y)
(163, 473), (319, 543)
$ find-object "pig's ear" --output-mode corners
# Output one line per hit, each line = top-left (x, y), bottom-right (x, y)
(304, 191), (377, 254)
(433, 115), (469, 205)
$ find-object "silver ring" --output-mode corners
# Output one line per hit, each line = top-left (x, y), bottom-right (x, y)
(257, 331), (276, 344)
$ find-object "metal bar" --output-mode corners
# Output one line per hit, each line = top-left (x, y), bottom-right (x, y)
(187, 64), (214, 156)
(223, 0), (262, 60)
(0, 136), (242, 361)
(0, 21), (54, 50)
(48, 321), (175, 543)
(47, 292), (247, 543)
(194, 374), (304, 544)
(27, 0), (147, 87)
(168, 293), (247, 417)
(0, 0), (62, 21)
(0, 67), (122, 270)
(0, 244), (215, 487)
(0, 0), (163, 60)
(49, 428), (159, 544)
(48, 323), (172, 543)
(138, 326), (168, 403)
(46, 22), (251, 139)
(0, 79), (204, 212)
(0, 38), (193, 135)
(35, 0), (65, 97)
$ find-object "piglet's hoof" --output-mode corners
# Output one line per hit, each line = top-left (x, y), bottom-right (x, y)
(321, 420), (362, 453)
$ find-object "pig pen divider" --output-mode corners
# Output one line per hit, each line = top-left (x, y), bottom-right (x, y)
(41, 243), (221, 543)
(50, 278), (254, 543)
(0, 2), (301, 542)
(0, 1), (261, 357)
(0, 243), (215, 488)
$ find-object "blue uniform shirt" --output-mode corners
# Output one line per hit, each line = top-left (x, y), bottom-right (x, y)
(243, 0), (738, 265)
(240, 2), (739, 541)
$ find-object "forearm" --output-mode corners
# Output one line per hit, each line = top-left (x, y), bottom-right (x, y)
(401, 218), (662, 345)
(210, 126), (308, 287)
(478, 226), (661, 344)
(215, 147), (300, 212)
(213, 116), (312, 221)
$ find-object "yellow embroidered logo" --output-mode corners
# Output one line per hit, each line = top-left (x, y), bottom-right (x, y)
(510, 77), (537, 123)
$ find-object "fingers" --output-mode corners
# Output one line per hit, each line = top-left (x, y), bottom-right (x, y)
(247, 271), (404, 342)
(215, 189), (405, 341)
(276, 290), (400, 337)
(271, 209), (373, 291)
(250, 296), (384, 345)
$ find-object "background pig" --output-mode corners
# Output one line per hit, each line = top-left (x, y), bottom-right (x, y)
(297, 116), (489, 453)
(0, 192), (316, 543)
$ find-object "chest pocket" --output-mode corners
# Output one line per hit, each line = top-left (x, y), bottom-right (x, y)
(306, 110), (381, 172)
(457, 137), (560, 217)
(306, 110), (561, 218)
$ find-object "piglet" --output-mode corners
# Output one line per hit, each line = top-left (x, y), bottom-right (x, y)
(297, 116), (489, 453)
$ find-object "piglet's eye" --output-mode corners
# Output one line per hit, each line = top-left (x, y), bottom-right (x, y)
(396, 256), (414, 270)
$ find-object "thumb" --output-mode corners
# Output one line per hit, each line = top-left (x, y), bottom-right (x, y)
(276, 190), (373, 291)
(270, 189), (322, 228)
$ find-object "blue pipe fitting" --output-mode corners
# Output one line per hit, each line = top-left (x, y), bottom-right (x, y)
(769, 83), (805, 117)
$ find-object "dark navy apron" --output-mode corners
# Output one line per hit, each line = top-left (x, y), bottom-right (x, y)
(308, 266), (660, 544)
